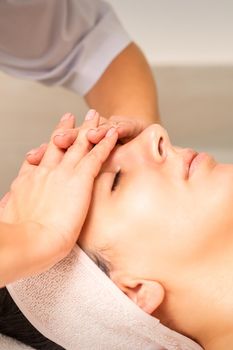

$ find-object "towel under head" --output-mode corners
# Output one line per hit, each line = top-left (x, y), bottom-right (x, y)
(7, 245), (203, 350)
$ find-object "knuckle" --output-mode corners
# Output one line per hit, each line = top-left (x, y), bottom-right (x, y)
(37, 165), (49, 176)
(75, 128), (90, 141)
(88, 142), (108, 160)
(99, 122), (108, 127)
(93, 142), (106, 155)
(10, 172), (27, 191)
(74, 139), (84, 148)
(10, 178), (19, 191)
(67, 142), (82, 153)
(66, 139), (92, 156)
(87, 151), (100, 163)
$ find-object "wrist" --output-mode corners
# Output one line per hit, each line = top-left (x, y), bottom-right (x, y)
(0, 222), (37, 286)
(23, 221), (66, 276)
(0, 221), (56, 287)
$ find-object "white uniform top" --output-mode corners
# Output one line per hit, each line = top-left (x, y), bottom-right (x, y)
(0, 0), (131, 95)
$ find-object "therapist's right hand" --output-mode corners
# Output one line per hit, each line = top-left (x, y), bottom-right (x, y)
(0, 110), (118, 280)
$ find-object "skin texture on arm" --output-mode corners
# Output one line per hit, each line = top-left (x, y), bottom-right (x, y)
(85, 42), (160, 125)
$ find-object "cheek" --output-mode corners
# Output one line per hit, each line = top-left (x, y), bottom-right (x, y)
(115, 182), (208, 267)
(160, 179), (233, 264)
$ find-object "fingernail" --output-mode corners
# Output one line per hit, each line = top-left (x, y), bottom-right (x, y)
(54, 132), (68, 137)
(106, 127), (116, 137)
(61, 113), (73, 121)
(26, 148), (38, 156)
(53, 133), (71, 143)
(85, 109), (96, 120)
(88, 128), (98, 134)
(39, 143), (47, 148)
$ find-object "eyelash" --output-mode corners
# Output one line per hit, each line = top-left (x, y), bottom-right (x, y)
(111, 170), (121, 191)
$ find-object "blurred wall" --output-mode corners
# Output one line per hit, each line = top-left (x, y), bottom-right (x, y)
(0, 0), (233, 196)
(108, 0), (233, 65)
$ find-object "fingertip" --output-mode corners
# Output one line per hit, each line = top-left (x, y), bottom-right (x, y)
(53, 132), (77, 149)
(105, 127), (118, 138)
(39, 143), (47, 151)
(85, 109), (96, 121)
(87, 128), (106, 143)
(61, 112), (74, 122)
(26, 143), (47, 165)
(26, 151), (42, 165)
(0, 191), (10, 209)
(57, 113), (76, 129)
(26, 156), (39, 165)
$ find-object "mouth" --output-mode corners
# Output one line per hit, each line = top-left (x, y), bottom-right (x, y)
(185, 151), (199, 179)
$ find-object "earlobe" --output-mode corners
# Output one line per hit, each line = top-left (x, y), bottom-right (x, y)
(124, 280), (165, 315)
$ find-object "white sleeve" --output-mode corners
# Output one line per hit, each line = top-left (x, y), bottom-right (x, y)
(0, 0), (131, 95)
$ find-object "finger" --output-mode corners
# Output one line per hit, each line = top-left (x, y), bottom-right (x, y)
(39, 113), (75, 168)
(18, 144), (45, 176)
(86, 127), (107, 144)
(26, 143), (47, 165)
(0, 192), (10, 208)
(73, 110), (99, 145)
(88, 119), (143, 144)
(61, 110), (100, 168)
(87, 120), (119, 144)
(111, 122), (137, 142)
(77, 127), (118, 179)
(17, 158), (35, 177)
(110, 116), (146, 142)
(0, 192), (10, 218)
(53, 128), (79, 149)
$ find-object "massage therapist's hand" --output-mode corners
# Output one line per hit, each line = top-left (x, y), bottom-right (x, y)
(87, 115), (149, 144)
(25, 114), (149, 166)
(46, 115), (148, 159)
(0, 110), (118, 285)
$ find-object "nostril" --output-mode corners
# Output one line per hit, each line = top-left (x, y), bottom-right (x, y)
(158, 137), (164, 157)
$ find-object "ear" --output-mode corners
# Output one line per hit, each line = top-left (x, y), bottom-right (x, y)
(123, 279), (165, 315)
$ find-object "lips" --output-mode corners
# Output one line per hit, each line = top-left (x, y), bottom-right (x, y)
(185, 151), (199, 179)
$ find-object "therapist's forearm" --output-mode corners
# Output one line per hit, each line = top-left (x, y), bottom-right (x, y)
(85, 42), (160, 125)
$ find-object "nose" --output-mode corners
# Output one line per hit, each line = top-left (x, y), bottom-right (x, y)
(144, 124), (172, 161)
(107, 124), (197, 182)
(129, 123), (172, 163)
(110, 124), (172, 169)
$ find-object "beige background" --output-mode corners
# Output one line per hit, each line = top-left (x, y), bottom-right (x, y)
(0, 0), (233, 196)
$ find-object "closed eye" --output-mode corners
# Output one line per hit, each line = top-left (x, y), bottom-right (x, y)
(111, 170), (121, 191)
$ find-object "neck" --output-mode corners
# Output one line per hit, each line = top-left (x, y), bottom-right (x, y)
(158, 245), (233, 349)
(204, 332), (233, 350)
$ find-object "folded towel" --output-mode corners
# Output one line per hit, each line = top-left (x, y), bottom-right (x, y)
(7, 245), (203, 350)
(0, 333), (34, 350)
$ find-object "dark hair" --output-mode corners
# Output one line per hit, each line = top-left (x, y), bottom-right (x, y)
(0, 287), (64, 350)
(85, 250), (111, 277)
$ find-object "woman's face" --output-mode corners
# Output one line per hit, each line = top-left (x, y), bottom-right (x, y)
(79, 124), (233, 291)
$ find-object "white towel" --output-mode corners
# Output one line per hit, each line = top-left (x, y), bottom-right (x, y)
(7, 245), (203, 350)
